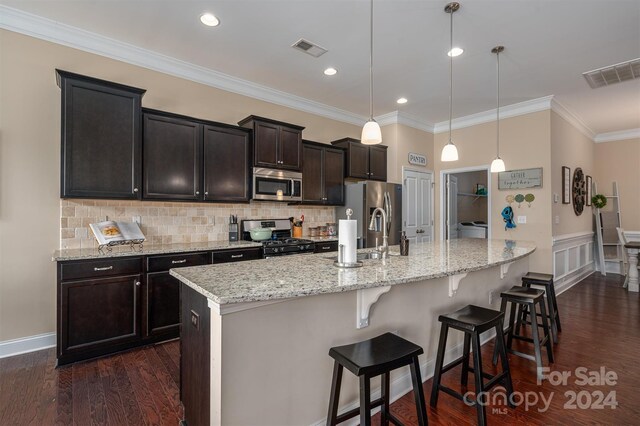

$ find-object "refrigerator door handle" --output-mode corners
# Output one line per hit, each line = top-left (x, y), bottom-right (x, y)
(384, 191), (392, 235)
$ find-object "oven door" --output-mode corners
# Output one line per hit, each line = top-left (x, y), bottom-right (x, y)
(253, 168), (302, 201)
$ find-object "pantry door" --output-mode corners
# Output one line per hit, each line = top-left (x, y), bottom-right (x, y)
(403, 169), (434, 244)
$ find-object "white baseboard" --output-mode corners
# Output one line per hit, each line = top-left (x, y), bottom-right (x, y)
(311, 329), (498, 426)
(0, 332), (56, 359)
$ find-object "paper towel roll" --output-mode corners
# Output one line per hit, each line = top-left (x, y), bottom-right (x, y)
(338, 219), (357, 264)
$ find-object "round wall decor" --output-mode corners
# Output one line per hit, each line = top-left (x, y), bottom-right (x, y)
(572, 167), (585, 216)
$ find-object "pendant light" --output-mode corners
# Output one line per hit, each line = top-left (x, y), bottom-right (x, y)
(490, 45), (506, 173)
(441, 2), (459, 161)
(361, 0), (382, 145)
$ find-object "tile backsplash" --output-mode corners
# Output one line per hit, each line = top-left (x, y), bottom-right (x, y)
(60, 199), (336, 249)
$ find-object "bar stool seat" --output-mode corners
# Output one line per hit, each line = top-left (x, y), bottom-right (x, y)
(327, 332), (427, 426)
(521, 272), (561, 343)
(431, 305), (514, 426)
(493, 286), (554, 381)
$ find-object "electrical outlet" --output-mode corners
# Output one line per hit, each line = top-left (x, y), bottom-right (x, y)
(132, 215), (141, 224)
(517, 216), (527, 224)
(489, 290), (494, 305)
(554, 193), (559, 203)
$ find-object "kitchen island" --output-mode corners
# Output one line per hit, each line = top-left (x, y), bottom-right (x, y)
(171, 238), (535, 426)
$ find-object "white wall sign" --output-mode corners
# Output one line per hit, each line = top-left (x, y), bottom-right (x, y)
(498, 168), (543, 190)
(408, 152), (427, 167)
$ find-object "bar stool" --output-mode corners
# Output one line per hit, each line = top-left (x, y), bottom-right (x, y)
(327, 332), (427, 426)
(430, 305), (514, 426)
(493, 286), (554, 380)
(519, 272), (561, 343)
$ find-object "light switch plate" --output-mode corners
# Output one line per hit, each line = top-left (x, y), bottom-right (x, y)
(517, 216), (527, 224)
(555, 215), (560, 224)
(132, 216), (141, 224)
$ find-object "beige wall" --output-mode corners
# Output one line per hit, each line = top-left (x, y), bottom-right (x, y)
(390, 125), (434, 184)
(594, 137), (640, 230)
(434, 111), (553, 273)
(0, 30), (364, 342)
(550, 112), (595, 236)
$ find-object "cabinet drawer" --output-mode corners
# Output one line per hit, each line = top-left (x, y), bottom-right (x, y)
(212, 247), (263, 264)
(146, 252), (210, 273)
(314, 241), (339, 253)
(60, 257), (142, 281)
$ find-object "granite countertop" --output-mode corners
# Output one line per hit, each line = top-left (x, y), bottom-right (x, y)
(171, 238), (536, 305)
(302, 236), (339, 242)
(52, 240), (263, 261)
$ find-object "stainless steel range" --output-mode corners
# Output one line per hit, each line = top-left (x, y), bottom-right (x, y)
(241, 219), (314, 258)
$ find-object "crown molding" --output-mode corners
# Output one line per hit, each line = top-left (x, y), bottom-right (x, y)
(593, 128), (640, 143)
(550, 98), (596, 140)
(376, 111), (435, 133)
(433, 95), (554, 134)
(0, 5), (366, 127)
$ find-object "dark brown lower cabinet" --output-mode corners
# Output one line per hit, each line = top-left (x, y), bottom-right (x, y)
(57, 247), (262, 365)
(180, 282), (210, 426)
(57, 272), (142, 365)
(314, 241), (339, 253)
(144, 252), (210, 341)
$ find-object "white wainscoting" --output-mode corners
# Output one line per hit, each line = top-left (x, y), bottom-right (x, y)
(553, 231), (595, 294)
(626, 230), (640, 242)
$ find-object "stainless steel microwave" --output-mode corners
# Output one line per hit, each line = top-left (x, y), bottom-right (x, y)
(253, 167), (302, 202)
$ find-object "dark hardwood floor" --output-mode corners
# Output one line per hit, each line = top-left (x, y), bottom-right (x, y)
(0, 273), (637, 425)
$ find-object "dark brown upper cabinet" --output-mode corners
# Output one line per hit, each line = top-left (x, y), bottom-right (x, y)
(331, 138), (387, 182)
(238, 116), (304, 171)
(57, 70), (146, 199)
(142, 109), (251, 203)
(302, 141), (345, 205)
(143, 110), (202, 201)
(203, 124), (252, 202)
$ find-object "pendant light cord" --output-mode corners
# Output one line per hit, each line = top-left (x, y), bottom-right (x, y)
(496, 49), (500, 157)
(448, 5), (453, 144)
(369, 0), (374, 121)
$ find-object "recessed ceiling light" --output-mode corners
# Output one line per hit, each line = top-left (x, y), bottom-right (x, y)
(200, 13), (220, 27)
(324, 67), (338, 76)
(447, 47), (464, 57)
(397, 97), (408, 104)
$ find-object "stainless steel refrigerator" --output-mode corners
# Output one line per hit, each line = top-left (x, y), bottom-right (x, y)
(336, 182), (402, 248)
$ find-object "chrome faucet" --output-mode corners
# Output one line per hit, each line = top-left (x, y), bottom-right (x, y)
(368, 207), (389, 258)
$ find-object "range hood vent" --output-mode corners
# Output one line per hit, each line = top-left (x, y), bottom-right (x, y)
(583, 58), (640, 88)
(291, 38), (328, 58)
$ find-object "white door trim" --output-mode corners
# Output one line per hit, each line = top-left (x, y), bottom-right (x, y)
(439, 165), (491, 241)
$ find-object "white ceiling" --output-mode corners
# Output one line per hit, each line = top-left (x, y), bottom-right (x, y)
(3, 0), (640, 135)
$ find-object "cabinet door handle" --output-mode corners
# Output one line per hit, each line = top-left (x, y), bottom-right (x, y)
(196, 191), (200, 195)
(133, 187), (139, 193)
(171, 259), (187, 264)
(94, 266), (113, 271)
(231, 254), (244, 258)
(135, 281), (141, 286)
(205, 191), (209, 196)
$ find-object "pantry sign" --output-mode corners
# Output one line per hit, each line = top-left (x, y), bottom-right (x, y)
(498, 168), (543, 189)
(408, 152), (427, 167)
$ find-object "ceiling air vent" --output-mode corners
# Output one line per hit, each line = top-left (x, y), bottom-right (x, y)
(291, 38), (328, 58)
(583, 58), (640, 88)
